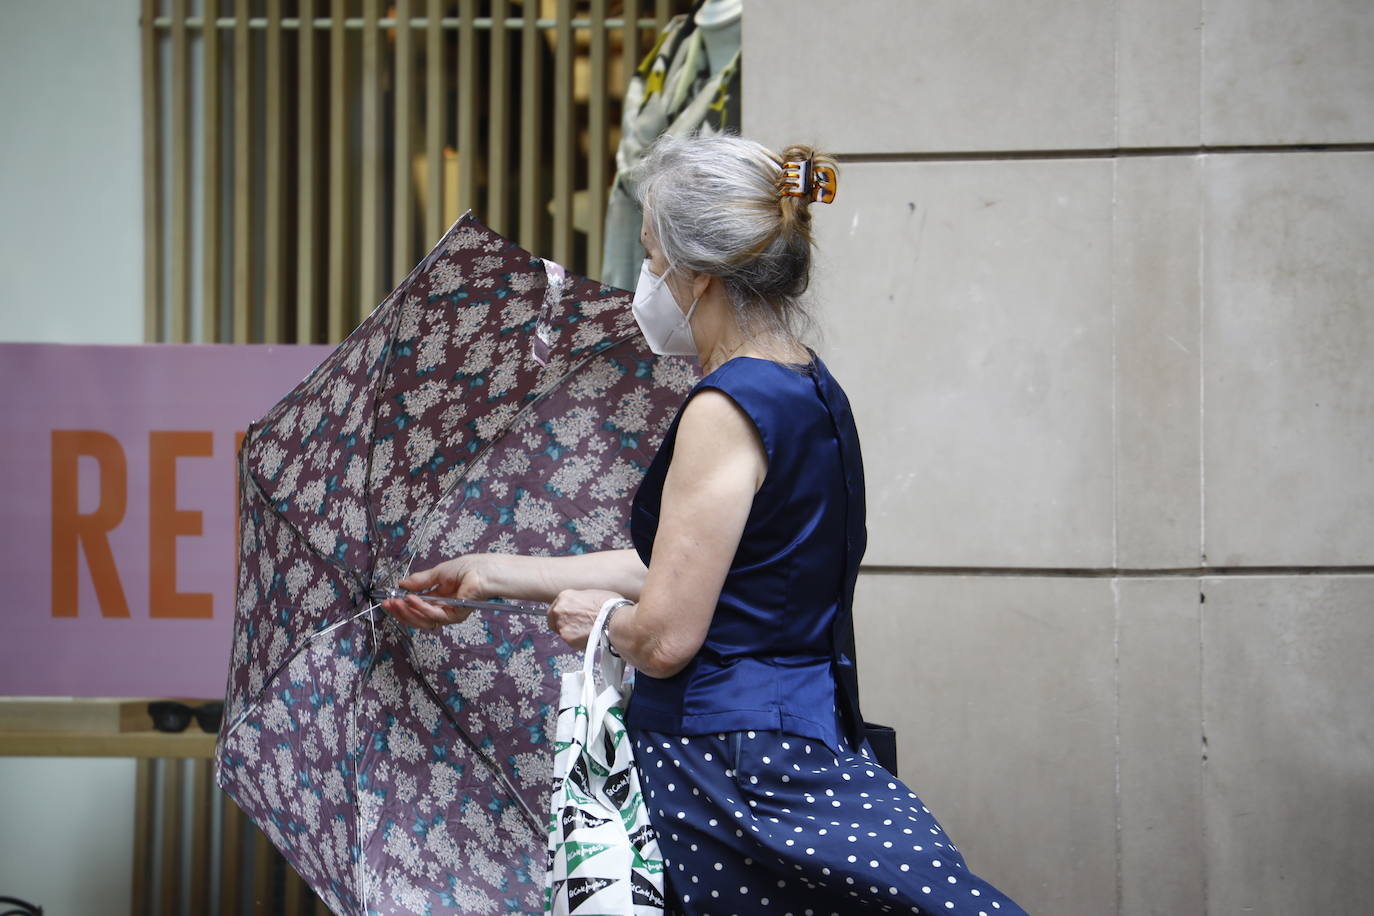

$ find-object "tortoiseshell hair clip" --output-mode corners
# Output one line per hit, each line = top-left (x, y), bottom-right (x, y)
(779, 158), (838, 204)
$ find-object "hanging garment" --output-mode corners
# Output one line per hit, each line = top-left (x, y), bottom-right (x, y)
(600, 13), (742, 289)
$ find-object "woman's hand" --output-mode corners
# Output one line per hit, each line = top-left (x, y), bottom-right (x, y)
(380, 555), (495, 630)
(547, 588), (624, 651)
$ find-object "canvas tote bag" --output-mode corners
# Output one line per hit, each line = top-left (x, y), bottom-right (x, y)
(544, 598), (665, 915)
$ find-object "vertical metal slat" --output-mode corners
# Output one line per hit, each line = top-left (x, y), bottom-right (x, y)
(359, 0), (383, 322)
(518, 1), (543, 252)
(252, 826), (273, 915)
(552, 0), (574, 265)
(588, 0), (608, 277)
(456, 0), (479, 218)
(296, 0), (318, 343)
(131, 758), (155, 915)
(220, 796), (244, 916)
(189, 759), (212, 912)
(622, 0), (641, 90)
(424, 0), (444, 244)
(233, 0), (252, 343)
(328, 0), (349, 341)
(159, 759), (184, 916)
(264, 0), (286, 342)
(171, 0), (191, 343)
(391, 0), (416, 283)
(283, 858), (307, 916)
(202, 0), (222, 343)
(655, 0), (671, 32)
(141, 0), (163, 342)
(487, 0), (511, 235)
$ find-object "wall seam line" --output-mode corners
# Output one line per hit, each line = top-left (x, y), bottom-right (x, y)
(832, 143), (1374, 164)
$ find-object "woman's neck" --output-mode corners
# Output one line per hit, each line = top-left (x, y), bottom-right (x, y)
(695, 295), (807, 374)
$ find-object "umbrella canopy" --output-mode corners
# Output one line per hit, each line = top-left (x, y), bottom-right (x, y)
(216, 214), (696, 915)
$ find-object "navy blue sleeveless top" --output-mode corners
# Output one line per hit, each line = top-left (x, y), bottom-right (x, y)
(626, 355), (868, 750)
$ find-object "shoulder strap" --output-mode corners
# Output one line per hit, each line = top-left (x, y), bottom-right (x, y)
(808, 358), (869, 750)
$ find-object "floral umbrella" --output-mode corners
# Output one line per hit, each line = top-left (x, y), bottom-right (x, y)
(215, 214), (695, 914)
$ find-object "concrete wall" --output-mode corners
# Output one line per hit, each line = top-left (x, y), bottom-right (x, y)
(0, 0), (144, 344)
(0, 3), (143, 913)
(745, 2), (1374, 914)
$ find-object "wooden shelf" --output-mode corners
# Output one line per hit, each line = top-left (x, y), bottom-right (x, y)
(0, 698), (219, 758)
(0, 729), (216, 758)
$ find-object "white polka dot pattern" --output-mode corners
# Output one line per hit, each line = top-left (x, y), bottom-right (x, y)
(630, 727), (1028, 916)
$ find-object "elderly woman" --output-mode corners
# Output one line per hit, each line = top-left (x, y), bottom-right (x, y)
(383, 134), (1026, 916)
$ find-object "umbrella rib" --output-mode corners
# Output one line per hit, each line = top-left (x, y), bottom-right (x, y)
(397, 621), (546, 835)
(351, 602), (386, 914)
(403, 335), (641, 582)
(360, 294), (408, 589)
(240, 448), (369, 595)
(219, 602), (383, 746)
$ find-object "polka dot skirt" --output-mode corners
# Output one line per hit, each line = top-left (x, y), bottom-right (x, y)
(630, 727), (1028, 916)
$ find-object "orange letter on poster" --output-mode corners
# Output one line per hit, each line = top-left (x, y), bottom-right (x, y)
(149, 431), (214, 619)
(51, 430), (130, 618)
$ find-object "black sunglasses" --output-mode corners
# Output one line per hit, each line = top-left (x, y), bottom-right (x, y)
(146, 700), (224, 734)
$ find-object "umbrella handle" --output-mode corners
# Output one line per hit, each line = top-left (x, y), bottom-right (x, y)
(369, 588), (548, 616)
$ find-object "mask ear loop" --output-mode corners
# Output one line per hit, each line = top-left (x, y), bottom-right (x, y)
(682, 292), (702, 327)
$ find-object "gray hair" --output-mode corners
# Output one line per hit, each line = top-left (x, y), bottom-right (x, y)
(630, 133), (835, 341)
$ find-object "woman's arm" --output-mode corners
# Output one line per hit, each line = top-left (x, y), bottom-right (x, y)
(381, 548), (647, 629)
(548, 389), (765, 677)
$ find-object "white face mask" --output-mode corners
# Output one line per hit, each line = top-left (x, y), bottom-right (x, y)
(631, 259), (700, 356)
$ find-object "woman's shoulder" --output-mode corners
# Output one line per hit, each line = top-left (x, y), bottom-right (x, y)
(683, 356), (831, 455)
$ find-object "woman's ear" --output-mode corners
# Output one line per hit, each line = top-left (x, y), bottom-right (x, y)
(691, 270), (714, 303)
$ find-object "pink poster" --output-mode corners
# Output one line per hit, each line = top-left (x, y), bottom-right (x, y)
(0, 342), (333, 698)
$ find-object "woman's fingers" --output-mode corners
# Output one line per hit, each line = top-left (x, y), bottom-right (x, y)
(547, 588), (619, 650)
(397, 566), (440, 593)
(380, 595), (439, 629)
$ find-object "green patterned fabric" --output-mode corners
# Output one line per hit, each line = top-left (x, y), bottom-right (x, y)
(545, 601), (665, 914)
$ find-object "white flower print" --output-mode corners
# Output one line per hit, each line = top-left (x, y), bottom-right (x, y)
(547, 453), (601, 498)
(588, 457), (644, 503)
(258, 441), (286, 479)
(512, 492), (557, 532)
(507, 268), (542, 294)
(609, 388), (652, 433)
(402, 379), (445, 418)
(566, 358), (622, 400)
(461, 337), (496, 375)
(378, 479), (409, 525)
(571, 504), (621, 549)
(388, 723), (425, 764)
(547, 405), (599, 448)
(405, 427), (438, 473)
(653, 355), (700, 393)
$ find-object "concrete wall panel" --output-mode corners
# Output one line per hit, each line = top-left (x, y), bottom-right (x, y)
(1114, 157), (1204, 568)
(743, 0), (1115, 154)
(812, 160), (1115, 568)
(1201, 576), (1374, 914)
(1117, 578), (1205, 916)
(0, 0), (143, 344)
(1203, 0), (1374, 144)
(1202, 152), (1374, 566)
(1117, 0), (1203, 147)
(852, 573), (1117, 916)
